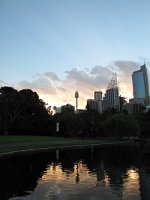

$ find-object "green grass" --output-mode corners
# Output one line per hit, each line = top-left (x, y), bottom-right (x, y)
(0, 135), (130, 154)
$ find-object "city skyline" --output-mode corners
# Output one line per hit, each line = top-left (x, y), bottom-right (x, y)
(0, 0), (150, 108)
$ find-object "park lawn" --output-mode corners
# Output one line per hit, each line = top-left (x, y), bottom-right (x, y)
(0, 135), (127, 154)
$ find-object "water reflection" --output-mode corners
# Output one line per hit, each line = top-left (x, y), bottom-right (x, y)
(0, 144), (150, 200)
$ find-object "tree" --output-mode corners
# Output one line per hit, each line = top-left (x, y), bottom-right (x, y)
(61, 104), (75, 113)
(119, 96), (127, 111)
(17, 89), (52, 135)
(136, 111), (150, 137)
(103, 113), (139, 137)
(54, 104), (75, 137)
(0, 87), (21, 135)
(0, 87), (53, 135)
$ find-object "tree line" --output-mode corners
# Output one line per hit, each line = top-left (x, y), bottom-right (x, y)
(0, 86), (150, 138)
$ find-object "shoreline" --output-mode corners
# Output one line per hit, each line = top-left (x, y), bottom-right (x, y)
(0, 140), (135, 159)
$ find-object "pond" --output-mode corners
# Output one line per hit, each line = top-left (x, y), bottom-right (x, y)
(0, 143), (150, 200)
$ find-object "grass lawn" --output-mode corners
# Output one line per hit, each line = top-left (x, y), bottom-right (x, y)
(0, 135), (130, 154)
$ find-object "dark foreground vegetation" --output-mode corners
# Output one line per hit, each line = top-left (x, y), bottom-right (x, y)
(0, 135), (128, 154)
(0, 86), (150, 138)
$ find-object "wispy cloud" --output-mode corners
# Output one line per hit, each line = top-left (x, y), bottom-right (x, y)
(0, 80), (11, 87)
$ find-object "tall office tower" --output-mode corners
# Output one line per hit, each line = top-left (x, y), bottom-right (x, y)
(132, 64), (150, 106)
(94, 91), (103, 113)
(86, 91), (103, 113)
(102, 73), (119, 111)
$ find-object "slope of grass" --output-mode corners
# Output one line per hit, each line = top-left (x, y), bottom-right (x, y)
(0, 135), (130, 154)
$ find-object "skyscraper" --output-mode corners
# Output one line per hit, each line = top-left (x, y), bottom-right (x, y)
(86, 91), (102, 113)
(132, 64), (149, 106)
(94, 91), (102, 101)
(94, 91), (102, 113)
(102, 73), (119, 111)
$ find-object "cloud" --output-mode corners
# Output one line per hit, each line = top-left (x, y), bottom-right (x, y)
(16, 72), (71, 107)
(114, 60), (139, 77)
(44, 72), (60, 81)
(0, 80), (9, 87)
(17, 78), (57, 95)
(33, 72), (60, 82)
(65, 66), (112, 89)
(1, 60), (149, 108)
(113, 61), (140, 99)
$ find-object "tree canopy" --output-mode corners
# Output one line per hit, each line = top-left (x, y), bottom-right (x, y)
(0, 87), (53, 135)
(0, 86), (149, 138)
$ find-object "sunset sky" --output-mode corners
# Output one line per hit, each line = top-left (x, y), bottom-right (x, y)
(0, 0), (150, 108)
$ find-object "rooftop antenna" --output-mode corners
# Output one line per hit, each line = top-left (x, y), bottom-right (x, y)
(107, 71), (118, 89)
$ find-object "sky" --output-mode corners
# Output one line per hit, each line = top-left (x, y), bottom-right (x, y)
(0, 0), (150, 108)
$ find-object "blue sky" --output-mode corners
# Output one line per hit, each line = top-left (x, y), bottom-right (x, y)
(0, 0), (150, 107)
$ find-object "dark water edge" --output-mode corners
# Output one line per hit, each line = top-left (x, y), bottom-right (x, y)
(0, 143), (150, 200)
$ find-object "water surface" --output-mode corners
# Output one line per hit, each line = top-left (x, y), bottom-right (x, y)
(0, 144), (150, 200)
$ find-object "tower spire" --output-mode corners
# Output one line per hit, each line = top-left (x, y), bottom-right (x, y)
(75, 91), (79, 111)
(107, 72), (118, 89)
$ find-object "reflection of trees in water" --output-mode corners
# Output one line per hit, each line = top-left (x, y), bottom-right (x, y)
(139, 154), (150, 200)
(57, 144), (141, 187)
(142, 154), (150, 174)
(0, 144), (145, 200)
(57, 144), (142, 200)
(0, 152), (56, 199)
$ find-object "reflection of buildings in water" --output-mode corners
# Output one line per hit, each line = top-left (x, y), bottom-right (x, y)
(95, 162), (139, 199)
(96, 161), (105, 183)
(105, 167), (124, 185)
(75, 172), (80, 183)
(1, 145), (145, 200)
(104, 167), (124, 199)
(75, 161), (80, 183)
(41, 161), (95, 184)
(103, 167), (140, 199)
(36, 161), (99, 199)
(95, 160), (111, 188)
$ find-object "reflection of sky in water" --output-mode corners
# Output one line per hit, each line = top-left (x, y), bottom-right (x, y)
(123, 169), (140, 200)
(10, 162), (141, 200)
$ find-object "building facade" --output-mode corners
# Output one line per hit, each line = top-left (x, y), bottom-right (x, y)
(86, 91), (103, 113)
(94, 91), (102, 101)
(132, 64), (150, 106)
(102, 73), (119, 111)
(124, 102), (143, 114)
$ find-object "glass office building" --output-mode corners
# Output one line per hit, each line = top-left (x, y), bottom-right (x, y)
(132, 64), (149, 106)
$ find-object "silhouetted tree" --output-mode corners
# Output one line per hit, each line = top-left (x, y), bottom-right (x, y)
(0, 87), (53, 135)
(61, 104), (75, 113)
(136, 111), (150, 137)
(54, 104), (77, 137)
(103, 113), (139, 137)
(119, 96), (127, 111)
(17, 89), (52, 135)
(0, 87), (21, 135)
